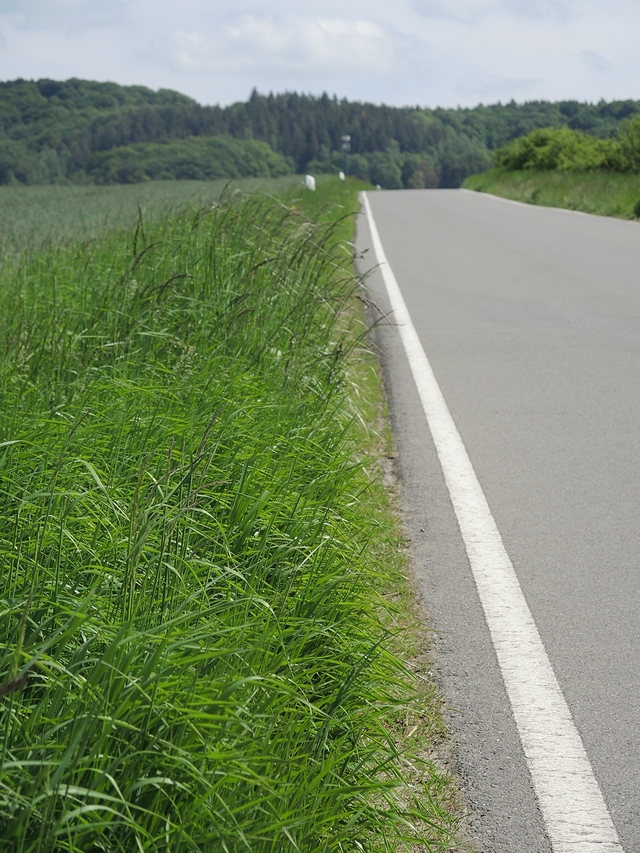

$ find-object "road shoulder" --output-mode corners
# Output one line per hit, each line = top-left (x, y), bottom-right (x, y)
(355, 196), (553, 853)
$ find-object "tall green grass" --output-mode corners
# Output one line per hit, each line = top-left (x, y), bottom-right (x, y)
(464, 167), (640, 219)
(0, 186), (456, 851)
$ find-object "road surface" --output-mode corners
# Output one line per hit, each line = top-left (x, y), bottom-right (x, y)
(356, 189), (640, 853)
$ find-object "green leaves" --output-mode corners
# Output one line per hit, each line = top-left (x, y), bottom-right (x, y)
(495, 126), (616, 172)
(615, 114), (640, 173)
(495, 118), (640, 175)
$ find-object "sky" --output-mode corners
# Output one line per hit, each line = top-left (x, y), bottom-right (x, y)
(0, 0), (638, 109)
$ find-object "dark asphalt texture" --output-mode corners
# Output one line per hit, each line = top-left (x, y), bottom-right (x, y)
(356, 189), (640, 853)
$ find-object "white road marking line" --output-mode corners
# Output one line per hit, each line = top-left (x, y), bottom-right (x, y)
(362, 192), (623, 853)
(460, 187), (591, 217)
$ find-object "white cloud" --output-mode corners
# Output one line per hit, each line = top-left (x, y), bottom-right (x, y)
(0, 0), (637, 107)
(164, 15), (396, 76)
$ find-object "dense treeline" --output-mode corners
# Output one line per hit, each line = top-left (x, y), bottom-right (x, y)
(0, 77), (639, 187)
(90, 137), (293, 184)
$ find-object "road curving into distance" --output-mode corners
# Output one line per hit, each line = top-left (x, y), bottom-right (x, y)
(357, 189), (640, 853)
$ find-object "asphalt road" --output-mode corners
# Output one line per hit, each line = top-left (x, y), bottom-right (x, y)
(356, 189), (640, 853)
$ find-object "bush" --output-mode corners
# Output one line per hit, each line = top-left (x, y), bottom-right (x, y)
(495, 126), (615, 172)
(615, 114), (640, 172)
(494, 119), (640, 174)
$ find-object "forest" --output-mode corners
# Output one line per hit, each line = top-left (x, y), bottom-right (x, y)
(0, 77), (638, 188)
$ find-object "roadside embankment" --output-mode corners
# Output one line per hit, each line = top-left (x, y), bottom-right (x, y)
(464, 167), (640, 219)
(0, 176), (460, 851)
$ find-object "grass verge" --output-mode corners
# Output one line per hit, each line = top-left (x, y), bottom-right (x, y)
(0, 177), (460, 850)
(464, 167), (640, 219)
(298, 176), (464, 848)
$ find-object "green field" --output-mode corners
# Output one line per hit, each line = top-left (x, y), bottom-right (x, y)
(0, 176), (300, 255)
(0, 177), (459, 851)
(464, 167), (640, 219)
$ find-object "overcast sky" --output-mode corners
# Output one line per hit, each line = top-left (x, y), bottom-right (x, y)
(0, 0), (638, 109)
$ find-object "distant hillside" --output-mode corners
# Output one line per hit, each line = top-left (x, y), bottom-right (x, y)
(89, 137), (293, 184)
(0, 77), (638, 188)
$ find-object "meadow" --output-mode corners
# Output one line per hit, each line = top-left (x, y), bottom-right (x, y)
(0, 176), (300, 255)
(0, 176), (459, 851)
(464, 167), (640, 219)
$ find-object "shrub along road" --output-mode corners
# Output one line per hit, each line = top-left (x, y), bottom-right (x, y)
(358, 188), (640, 852)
